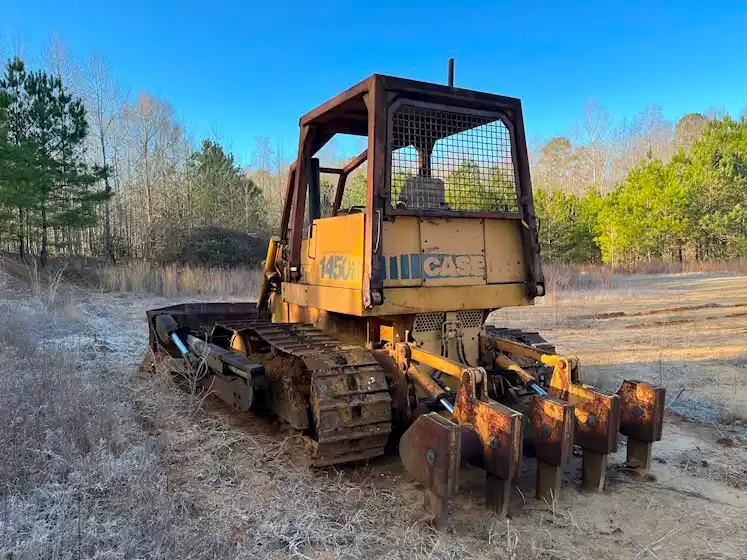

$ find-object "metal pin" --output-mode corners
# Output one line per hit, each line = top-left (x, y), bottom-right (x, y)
(440, 398), (454, 414)
(531, 383), (548, 396)
(169, 332), (190, 356)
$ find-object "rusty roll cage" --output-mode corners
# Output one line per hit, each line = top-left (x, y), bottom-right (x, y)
(279, 74), (545, 306)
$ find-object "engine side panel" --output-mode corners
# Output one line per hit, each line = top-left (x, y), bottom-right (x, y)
(285, 213), (531, 316)
(301, 212), (365, 289)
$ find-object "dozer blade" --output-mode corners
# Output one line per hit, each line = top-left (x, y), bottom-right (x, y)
(146, 302), (268, 357)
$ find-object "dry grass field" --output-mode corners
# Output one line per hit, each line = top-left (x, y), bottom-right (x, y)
(496, 273), (747, 422)
(1, 262), (746, 559)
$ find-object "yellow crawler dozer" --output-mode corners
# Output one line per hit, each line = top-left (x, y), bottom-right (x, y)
(144, 70), (665, 526)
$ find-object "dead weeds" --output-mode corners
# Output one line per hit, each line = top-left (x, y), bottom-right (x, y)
(3, 272), (747, 558)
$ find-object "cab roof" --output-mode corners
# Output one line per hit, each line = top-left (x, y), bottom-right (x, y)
(299, 74), (524, 138)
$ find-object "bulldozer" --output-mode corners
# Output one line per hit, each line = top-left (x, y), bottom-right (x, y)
(144, 68), (665, 526)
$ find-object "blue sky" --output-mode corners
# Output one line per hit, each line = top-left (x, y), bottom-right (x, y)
(3, 0), (747, 165)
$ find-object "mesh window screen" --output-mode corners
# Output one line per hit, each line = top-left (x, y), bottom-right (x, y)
(390, 104), (518, 213)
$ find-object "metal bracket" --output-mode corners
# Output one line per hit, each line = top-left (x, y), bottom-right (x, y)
(548, 356), (620, 491)
(617, 380), (665, 471)
(452, 368), (524, 517)
(399, 413), (461, 528)
(398, 355), (524, 525)
(530, 395), (574, 502)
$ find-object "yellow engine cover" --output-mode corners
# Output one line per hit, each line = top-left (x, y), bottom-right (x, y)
(381, 217), (525, 288)
(287, 213), (531, 316)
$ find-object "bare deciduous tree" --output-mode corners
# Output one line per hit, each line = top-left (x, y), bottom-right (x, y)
(124, 93), (172, 234)
(573, 99), (612, 191)
(44, 32), (82, 95)
(85, 53), (128, 262)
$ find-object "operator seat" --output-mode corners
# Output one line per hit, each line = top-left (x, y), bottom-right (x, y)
(397, 176), (448, 210)
(336, 207), (364, 216)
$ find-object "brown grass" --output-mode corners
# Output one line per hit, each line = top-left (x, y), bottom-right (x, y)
(4, 270), (747, 558)
(543, 263), (613, 301)
(543, 260), (747, 305)
(544, 259), (747, 298)
(100, 262), (261, 296)
(0, 288), (576, 559)
(614, 258), (747, 275)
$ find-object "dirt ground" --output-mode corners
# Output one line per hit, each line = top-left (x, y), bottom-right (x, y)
(494, 273), (747, 423)
(15, 272), (746, 559)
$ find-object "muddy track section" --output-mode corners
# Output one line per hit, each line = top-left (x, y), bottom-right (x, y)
(216, 320), (393, 467)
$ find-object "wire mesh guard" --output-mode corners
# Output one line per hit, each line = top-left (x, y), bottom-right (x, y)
(390, 104), (519, 213)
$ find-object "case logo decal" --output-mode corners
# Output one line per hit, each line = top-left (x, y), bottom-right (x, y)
(381, 253), (484, 280)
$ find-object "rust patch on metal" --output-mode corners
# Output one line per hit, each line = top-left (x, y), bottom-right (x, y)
(530, 396), (574, 467)
(617, 380), (665, 443)
(399, 413), (461, 498)
(453, 369), (523, 479)
(548, 357), (620, 455)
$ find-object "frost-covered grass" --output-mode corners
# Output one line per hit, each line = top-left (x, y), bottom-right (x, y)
(0, 288), (565, 559)
(3, 272), (746, 559)
(0, 297), (216, 557)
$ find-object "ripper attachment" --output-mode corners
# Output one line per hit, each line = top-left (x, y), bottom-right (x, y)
(397, 344), (575, 527)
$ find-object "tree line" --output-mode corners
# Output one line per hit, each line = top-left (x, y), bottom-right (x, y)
(0, 35), (745, 268)
(0, 47), (277, 265)
(534, 114), (747, 265)
(0, 57), (107, 265)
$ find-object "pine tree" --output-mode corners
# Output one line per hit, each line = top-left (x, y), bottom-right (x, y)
(0, 57), (109, 265)
(187, 139), (263, 232)
(0, 57), (43, 259)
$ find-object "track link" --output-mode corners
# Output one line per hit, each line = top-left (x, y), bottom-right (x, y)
(217, 320), (392, 467)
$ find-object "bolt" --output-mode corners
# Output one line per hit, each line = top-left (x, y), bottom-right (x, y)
(539, 424), (551, 438)
(426, 449), (436, 465)
(587, 414), (598, 427)
(632, 405), (644, 419)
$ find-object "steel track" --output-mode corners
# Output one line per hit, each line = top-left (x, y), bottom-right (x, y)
(216, 320), (392, 466)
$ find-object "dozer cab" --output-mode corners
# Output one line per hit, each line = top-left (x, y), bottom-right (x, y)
(144, 71), (665, 525)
